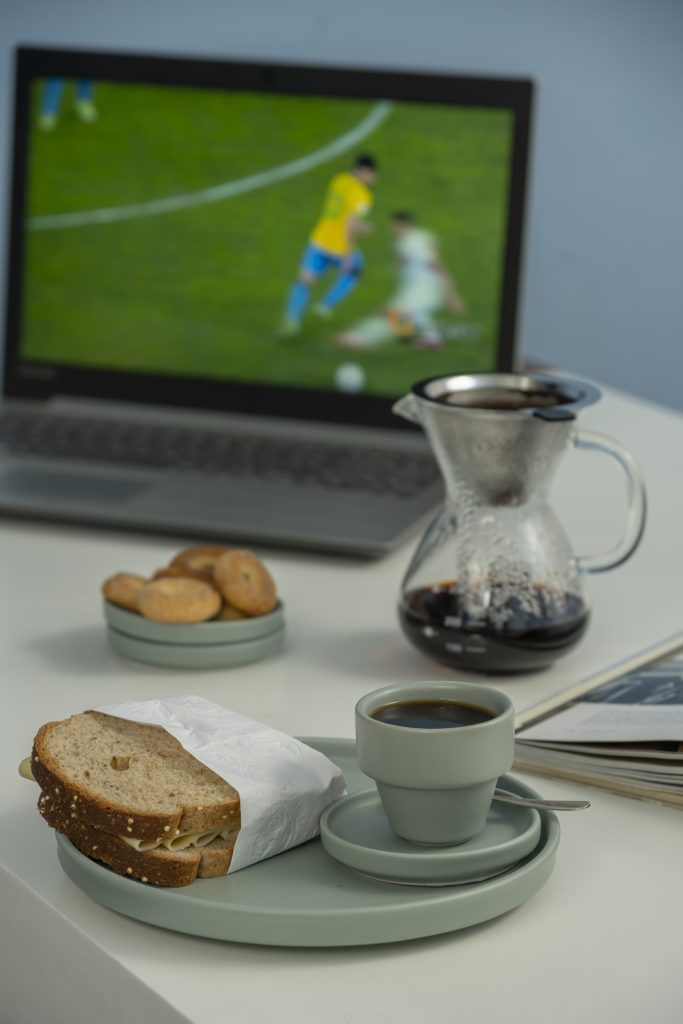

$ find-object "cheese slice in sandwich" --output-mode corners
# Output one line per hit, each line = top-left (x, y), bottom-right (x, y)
(32, 711), (241, 886)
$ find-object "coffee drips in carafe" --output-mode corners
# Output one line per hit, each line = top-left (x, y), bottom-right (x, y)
(394, 373), (646, 673)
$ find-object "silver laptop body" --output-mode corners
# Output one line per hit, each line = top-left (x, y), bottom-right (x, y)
(0, 48), (531, 557)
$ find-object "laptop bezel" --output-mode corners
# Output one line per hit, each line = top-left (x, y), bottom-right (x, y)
(3, 45), (534, 431)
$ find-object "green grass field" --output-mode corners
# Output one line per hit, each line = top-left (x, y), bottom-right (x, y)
(23, 81), (513, 396)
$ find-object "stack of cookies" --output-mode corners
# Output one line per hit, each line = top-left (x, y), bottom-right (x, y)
(102, 546), (285, 669)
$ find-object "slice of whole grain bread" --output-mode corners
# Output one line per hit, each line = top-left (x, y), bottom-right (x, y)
(32, 711), (240, 842)
(39, 793), (202, 886)
(39, 792), (235, 886)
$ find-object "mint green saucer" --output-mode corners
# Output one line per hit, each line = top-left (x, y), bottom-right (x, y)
(54, 738), (560, 946)
(320, 785), (541, 885)
(107, 623), (285, 669)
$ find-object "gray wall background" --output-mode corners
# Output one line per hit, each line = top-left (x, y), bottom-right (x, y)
(1, 0), (682, 410)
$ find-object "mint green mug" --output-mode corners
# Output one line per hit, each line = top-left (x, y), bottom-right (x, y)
(355, 681), (515, 846)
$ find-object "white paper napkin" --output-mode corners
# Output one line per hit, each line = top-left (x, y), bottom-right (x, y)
(95, 695), (346, 873)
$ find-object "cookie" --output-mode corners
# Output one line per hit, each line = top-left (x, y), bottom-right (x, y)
(102, 573), (148, 613)
(152, 567), (176, 581)
(168, 546), (231, 583)
(213, 550), (277, 616)
(136, 577), (222, 624)
(214, 603), (247, 622)
(152, 565), (221, 592)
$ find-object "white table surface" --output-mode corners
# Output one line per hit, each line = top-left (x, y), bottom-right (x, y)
(2, 383), (683, 1024)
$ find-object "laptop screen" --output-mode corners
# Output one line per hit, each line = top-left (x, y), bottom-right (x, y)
(4, 48), (533, 428)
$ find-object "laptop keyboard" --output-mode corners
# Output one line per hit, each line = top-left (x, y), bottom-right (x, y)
(0, 411), (440, 499)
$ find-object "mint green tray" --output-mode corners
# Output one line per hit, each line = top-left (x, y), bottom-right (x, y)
(55, 738), (560, 947)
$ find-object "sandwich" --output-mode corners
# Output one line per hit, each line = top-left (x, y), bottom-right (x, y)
(29, 711), (241, 887)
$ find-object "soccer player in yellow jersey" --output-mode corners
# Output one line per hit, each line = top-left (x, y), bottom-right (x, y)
(281, 154), (378, 334)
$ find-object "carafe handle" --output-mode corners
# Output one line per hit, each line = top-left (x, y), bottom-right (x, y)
(574, 429), (647, 573)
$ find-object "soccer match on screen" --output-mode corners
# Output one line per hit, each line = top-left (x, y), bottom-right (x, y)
(22, 78), (514, 396)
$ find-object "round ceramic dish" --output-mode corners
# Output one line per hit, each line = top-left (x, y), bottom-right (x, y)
(320, 787), (541, 885)
(55, 738), (560, 947)
(104, 599), (284, 645)
(107, 624), (285, 669)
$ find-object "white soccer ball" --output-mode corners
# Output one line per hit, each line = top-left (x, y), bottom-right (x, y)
(334, 362), (366, 394)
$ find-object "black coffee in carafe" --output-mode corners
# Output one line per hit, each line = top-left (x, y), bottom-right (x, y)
(399, 581), (590, 674)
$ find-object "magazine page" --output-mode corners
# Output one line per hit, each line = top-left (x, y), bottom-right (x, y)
(516, 643), (683, 744)
(516, 747), (683, 784)
(518, 741), (683, 761)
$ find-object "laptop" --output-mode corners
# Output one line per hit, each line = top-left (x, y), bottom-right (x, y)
(0, 46), (533, 557)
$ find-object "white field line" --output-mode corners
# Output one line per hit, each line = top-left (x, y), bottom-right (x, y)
(28, 100), (393, 232)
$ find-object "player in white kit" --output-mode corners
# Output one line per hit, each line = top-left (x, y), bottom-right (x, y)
(334, 211), (466, 350)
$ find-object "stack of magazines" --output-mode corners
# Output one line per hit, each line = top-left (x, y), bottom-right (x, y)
(514, 634), (683, 807)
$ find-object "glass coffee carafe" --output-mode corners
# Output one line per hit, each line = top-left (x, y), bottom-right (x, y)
(394, 373), (647, 673)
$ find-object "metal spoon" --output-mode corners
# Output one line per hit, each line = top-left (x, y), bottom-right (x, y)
(493, 788), (590, 811)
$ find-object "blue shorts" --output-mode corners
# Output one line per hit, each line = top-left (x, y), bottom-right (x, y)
(300, 244), (363, 277)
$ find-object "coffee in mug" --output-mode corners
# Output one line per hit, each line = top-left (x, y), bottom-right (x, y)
(355, 681), (514, 845)
(370, 699), (496, 729)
